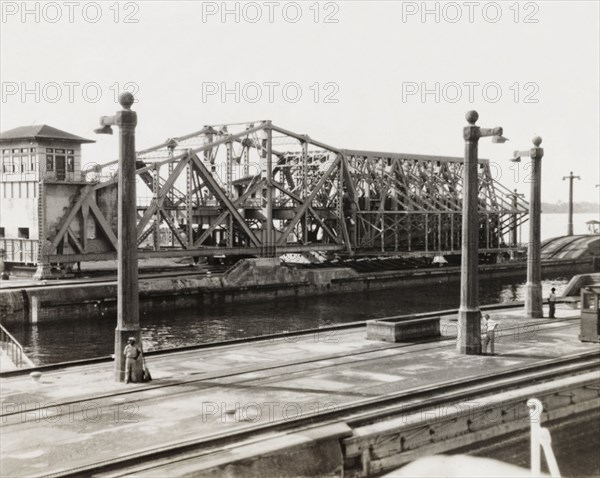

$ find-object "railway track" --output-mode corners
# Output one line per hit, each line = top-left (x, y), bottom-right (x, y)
(2, 323), (595, 478)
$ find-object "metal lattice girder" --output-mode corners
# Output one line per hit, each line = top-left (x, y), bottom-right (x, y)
(43, 120), (528, 264)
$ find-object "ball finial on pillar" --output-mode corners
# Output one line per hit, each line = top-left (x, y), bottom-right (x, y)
(119, 92), (135, 110)
(465, 110), (479, 125)
(532, 136), (542, 147)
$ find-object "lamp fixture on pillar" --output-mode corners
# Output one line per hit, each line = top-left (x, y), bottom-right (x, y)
(94, 92), (143, 382)
(457, 110), (506, 355)
(512, 137), (544, 318)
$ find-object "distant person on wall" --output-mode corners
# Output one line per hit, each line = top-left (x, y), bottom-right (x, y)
(124, 337), (141, 383)
(548, 287), (557, 318)
(481, 314), (498, 355)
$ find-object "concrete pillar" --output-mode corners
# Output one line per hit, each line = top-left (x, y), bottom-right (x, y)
(457, 111), (482, 355)
(96, 92), (142, 382)
(115, 93), (141, 382)
(524, 137), (544, 319)
(563, 171), (580, 236)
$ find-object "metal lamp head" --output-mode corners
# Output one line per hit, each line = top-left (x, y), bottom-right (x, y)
(492, 135), (509, 144)
(94, 125), (113, 135)
(510, 151), (521, 163)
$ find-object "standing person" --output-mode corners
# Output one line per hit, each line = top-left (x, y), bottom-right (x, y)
(124, 337), (141, 383)
(481, 314), (498, 355)
(548, 287), (557, 318)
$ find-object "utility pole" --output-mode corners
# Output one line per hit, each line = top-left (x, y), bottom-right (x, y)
(562, 172), (581, 236)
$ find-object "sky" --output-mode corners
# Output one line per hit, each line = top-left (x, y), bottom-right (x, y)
(1, 0), (599, 204)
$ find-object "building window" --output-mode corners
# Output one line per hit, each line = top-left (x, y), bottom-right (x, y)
(46, 148), (53, 153)
(30, 148), (36, 153)
(30, 156), (37, 171)
(11, 149), (18, 153)
(67, 156), (74, 172)
(18, 228), (29, 239)
(0, 227), (4, 238)
(55, 149), (65, 154)
(20, 148), (27, 153)
(3, 157), (14, 173)
(46, 154), (54, 171)
(67, 149), (74, 154)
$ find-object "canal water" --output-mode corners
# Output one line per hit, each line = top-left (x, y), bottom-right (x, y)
(6, 275), (569, 366)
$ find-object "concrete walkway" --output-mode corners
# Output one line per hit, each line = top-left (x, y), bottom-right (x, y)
(0, 304), (595, 477)
(0, 348), (18, 372)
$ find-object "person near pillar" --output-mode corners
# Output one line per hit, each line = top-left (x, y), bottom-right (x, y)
(548, 288), (557, 318)
(124, 337), (142, 383)
(481, 314), (498, 355)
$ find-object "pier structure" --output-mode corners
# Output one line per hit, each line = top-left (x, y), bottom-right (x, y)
(1, 303), (598, 477)
(0, 120), (529, 272)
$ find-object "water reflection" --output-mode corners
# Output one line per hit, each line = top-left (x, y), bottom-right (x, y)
(7, 276), (568, 365)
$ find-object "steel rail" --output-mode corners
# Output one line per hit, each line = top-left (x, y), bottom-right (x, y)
(38, 350), (600, 478)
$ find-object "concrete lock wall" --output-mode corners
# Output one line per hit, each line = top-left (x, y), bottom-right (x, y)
(0, 257), (596, 325)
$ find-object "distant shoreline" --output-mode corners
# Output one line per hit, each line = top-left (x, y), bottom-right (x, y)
(541, 204), (599, 214)
(542, 211), (600, 214)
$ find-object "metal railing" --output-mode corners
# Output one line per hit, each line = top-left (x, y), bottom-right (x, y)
(0, 324), (29, 369)
(0, 238), (38, 264)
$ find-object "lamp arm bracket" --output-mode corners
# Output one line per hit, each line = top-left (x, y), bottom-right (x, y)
(100, 115), (118, 126)
(515, 150), (531, 158)
(479, 127), (503, 137)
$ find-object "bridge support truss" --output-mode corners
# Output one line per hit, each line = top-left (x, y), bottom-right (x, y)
(33, 121), (528, 265)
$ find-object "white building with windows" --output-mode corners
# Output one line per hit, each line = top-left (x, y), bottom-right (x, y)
(0, 125), (94, 268)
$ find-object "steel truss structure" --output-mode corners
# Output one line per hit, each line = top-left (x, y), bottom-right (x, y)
(41, 120), (529, 264)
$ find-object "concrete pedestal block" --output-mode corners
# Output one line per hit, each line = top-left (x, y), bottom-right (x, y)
(367, 316), (440, 342)
(579, 314), (600, 342)
(524, 282), (543, 318)
(456, 308), (481, 355)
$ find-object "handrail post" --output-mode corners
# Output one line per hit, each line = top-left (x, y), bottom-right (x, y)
(527, 398), (542, 477)
(0, 323), (27, 369)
